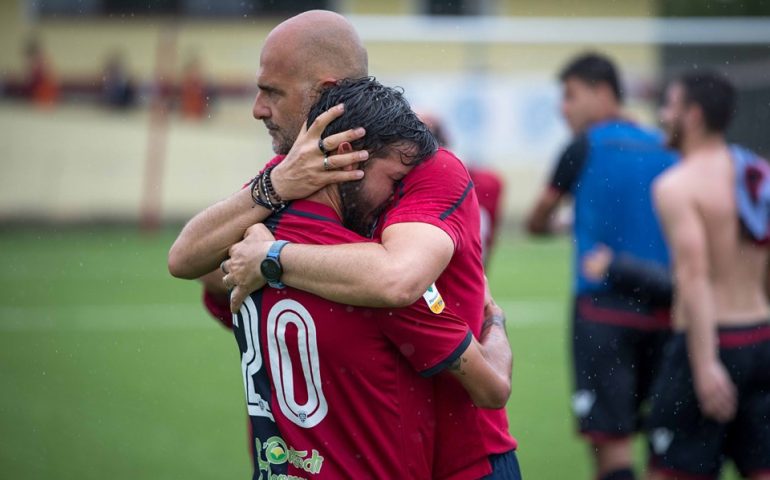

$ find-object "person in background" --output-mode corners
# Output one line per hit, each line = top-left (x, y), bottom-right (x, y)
(419, 111), (505, 267)
(525, 52), (676, 480)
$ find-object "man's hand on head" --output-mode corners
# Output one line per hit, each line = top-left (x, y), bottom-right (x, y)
(222, 224), (277, 313)
(271, 103), (370, 200)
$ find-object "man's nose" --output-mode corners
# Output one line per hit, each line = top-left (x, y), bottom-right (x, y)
(252, 94), (270, 120)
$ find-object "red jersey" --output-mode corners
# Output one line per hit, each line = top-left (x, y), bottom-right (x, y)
(379, 148), (517, 480)
(234, 199), (473, 479)
(468, 168), (504, 266)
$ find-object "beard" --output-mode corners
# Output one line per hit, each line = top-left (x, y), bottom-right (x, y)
(265, 97), (314, 155)
(338, 180), (388, 238)
(265, 119), (301, 155)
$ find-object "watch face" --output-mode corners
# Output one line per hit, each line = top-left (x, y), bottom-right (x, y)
(260, 258), (282, 281)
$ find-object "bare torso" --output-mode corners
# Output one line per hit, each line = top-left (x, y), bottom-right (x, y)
(671, 144), (769, 329)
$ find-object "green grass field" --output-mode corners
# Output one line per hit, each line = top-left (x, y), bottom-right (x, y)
(0, 228), (739, 479)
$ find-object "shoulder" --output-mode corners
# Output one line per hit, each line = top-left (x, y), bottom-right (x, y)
(410, 148), (469, 179)
(652, 164), (694, 212)
(398, 148), (473, 197)
(566, 133), (590, 152)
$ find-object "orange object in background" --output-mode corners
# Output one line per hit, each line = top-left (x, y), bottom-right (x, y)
(25, 38), (59, 107)
(180, 57), (207, 119)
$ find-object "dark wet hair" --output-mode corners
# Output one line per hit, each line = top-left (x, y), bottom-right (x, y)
(559, 52), (623, 102)
(678, 70), (736, 133)
(307, 77), (437, 165)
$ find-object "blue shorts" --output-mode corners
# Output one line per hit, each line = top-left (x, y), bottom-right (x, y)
(481, 449), (522, 480)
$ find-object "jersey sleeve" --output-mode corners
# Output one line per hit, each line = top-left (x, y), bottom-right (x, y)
(376, 298), (473, 377)
(380, 149), (474, 250)
(548, 135), (589, 194)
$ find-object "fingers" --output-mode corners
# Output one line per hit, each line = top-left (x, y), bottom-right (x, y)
(704, 391), (735, 423)
(306, 103), (346, 137)
(322, 150), (369, 171)
(320, 169), (367, 185)
(222, 274), (235, 290)
(230, 285), (248, 313)
(700, 377), (737, 423)
(320, 127), (366, 153)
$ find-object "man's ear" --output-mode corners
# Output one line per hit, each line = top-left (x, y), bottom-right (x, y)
(685, 104), (702, 131)
(337, 142), (355, 171)
(319, 78), (338, 89)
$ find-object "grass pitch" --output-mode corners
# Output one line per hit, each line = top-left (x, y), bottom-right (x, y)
(0, 228), (739, 479)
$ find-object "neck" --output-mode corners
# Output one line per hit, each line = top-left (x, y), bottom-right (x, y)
(680, 128), (726, 159)
(595, 104), (622, 124)
(307, 186), (344, 219)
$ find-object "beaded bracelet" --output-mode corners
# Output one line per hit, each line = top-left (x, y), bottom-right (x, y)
(263, 165), (285, 206)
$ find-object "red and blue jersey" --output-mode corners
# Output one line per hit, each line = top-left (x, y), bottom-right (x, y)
(234, 199), (472, 479)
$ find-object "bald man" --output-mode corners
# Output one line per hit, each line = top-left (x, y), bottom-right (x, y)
(169, 10), (369, 279)
(169, 10), (520, 479)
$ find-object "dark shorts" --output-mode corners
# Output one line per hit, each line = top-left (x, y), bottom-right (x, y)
(572, 294), (671, 440)
(646, 323), (770, 479)
(481, 449), (522, 480)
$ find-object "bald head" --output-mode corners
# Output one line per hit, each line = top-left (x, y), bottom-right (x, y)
(263, 10), (368, 82)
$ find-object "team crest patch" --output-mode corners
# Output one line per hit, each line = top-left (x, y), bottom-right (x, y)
(422, 283), (445, 314)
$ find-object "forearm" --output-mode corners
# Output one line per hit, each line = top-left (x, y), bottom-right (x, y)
(449, 337), (511, 409)
(680, 277), (719, 370)
(169, 188), (271, 279)
(525, 188), (562, 236)
(606, 255), (674, 307)
(479, 324), (513, 383)
(280, 242), (427, 307)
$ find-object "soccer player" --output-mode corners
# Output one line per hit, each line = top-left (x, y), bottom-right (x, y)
(525, 53), (676, 480)
(418, 111), (505, 266)
(646, 71), (770, 480)
(229, 76), (513, 480)
(170, 10), (519, 479)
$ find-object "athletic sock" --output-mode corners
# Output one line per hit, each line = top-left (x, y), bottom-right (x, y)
(599, 468), (636, 480)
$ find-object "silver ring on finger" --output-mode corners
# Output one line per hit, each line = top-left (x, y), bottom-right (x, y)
(220, 260), (229, 274)
(323, 155), (332, 171)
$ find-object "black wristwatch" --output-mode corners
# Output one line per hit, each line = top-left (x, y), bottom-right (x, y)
(260, 240), (290, 289)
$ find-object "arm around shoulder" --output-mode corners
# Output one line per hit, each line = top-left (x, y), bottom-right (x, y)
(280, 221), (455, 307)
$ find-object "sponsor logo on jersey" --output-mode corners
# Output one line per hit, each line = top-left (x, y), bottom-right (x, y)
(423, 283), (445, 314)
(256, 436), (325, 479)
(651, 428), (674, 455)
(571, 390), (596, 418)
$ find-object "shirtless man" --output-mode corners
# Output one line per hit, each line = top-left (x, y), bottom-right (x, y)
(647, 70), (770, 479)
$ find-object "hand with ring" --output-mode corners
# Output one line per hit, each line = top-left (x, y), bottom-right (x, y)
(221, 224), (277, 313)
(269, 103), (369, 201)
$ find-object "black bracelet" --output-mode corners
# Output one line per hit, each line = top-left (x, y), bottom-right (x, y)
(261, 173), (276, 210)
(263, 165), (285, 206)
(249, 174), (273, 210)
